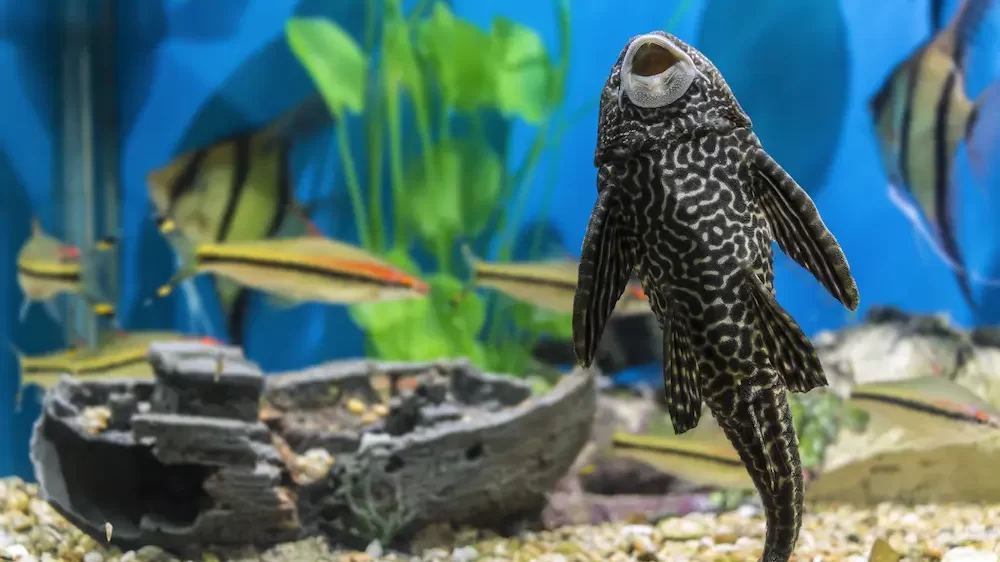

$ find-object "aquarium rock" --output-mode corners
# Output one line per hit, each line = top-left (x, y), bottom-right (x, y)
(264, 359), (596, 547)
(30, 346), (597, 557)
(30, 341), (299, 558)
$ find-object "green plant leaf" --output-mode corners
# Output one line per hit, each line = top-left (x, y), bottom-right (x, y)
(491, 17), (554, 123)
(382, 4), (423, 94)
(416, 3), (497, 111)
(403, 140), (502, 248)
(286, 18), (368, 117)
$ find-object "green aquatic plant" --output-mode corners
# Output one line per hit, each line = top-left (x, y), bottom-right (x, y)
(789, 390), (869, 470)
(288, 0), (576, 371)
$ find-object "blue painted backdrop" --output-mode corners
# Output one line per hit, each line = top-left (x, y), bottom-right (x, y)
(2, 0), (999, 477)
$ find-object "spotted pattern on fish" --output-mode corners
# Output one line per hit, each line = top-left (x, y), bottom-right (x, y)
(573, 31), (859, 562)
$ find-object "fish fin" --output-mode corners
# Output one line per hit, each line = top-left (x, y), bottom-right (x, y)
(743, 267), (828, 393)
(459, 243), (482, 281)
(572, 186), (638, 368)
(216, 279), (251, 346)
(281, 201), (325, 238)
(751, 148), (860, 311)
(258, 94), (334, 149)
(661, 306), (703, 435)
(41, 299), (62, 326)
(966, 77), (1000, 193)
(150, 233), (202, 304)
(263, 294), (304, 311)
(732, 373), (803, 562)
(18, 298), (31, 324)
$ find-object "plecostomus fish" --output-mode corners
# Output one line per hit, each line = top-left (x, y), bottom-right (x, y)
(572, 32), (860, 562)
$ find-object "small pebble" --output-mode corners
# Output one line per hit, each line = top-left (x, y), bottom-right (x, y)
(942, 547), (999, 562)
(346, 398), (367, 415)
(83, 551), (103, 562)
(450, 545), (478, 562)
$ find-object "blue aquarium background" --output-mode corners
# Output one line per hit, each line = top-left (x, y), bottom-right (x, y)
(1, 0), (999, 477)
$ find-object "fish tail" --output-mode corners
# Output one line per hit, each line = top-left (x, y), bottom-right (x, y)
(966, 77), (1000, 192)
(719, 374), (803, 562)
(459, 243), (481, 281)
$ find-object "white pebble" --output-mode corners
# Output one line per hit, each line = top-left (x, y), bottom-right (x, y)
(83, 552), (104, 562)
(3, 544), (30, 560)
(942, 547), (999, 562)
(451, 545), (479, 562)
(365, 540), (383, 558)
(619, 524), (654, 537)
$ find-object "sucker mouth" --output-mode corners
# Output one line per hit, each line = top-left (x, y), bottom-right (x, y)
(618, 34), (705, 109)
(631, 42), (679, 77)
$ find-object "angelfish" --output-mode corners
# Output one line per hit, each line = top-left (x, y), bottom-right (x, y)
(869, 0), (1000, 310)
(572, 32), (859, 562)
(16, 218), (118, 324)
(146, 94), (336, 344)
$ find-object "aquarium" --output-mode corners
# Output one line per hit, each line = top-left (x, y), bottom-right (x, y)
(2, 0), (1000, 560)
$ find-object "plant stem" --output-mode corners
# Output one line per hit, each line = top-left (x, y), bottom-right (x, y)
(367, 73), (386, 253)
(386, 85), (407, 250)
(336, 123), (371, 249)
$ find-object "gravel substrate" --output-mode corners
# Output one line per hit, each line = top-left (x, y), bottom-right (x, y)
(3, 477), (999, 562)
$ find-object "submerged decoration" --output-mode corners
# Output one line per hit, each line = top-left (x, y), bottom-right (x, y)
(29, 340), (596, 557)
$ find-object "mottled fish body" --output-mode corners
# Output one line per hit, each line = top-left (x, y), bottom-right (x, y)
(869, 0), (1000, 310)
(16, 218), (118, 324)
(157, 236), (430, 307)
(147, 95), (334, 343)
(573, 31), (859, 562)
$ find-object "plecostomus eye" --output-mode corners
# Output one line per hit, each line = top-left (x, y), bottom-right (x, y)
(620, 34), (706, 109)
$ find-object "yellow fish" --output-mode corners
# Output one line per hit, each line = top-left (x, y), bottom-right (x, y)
(16, 218), (118, 324)
(847, 375), (1000, 432)
(461, 246), (651, 316)
(146, 94), (335, 344)
(610, 430), (753, 490)
(13, 330), (223, 393)
(155, 234), (430, 308)
(869, 0), (1000, 310)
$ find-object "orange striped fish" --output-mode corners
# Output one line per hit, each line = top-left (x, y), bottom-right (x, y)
(153, 234), (430, 308)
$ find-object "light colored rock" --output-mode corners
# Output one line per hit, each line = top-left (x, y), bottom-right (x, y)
(942, 547), (999, 562)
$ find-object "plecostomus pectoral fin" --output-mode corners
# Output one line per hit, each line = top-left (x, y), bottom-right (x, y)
(744, 266), (828, 393)
(751, 148), (860, 312)
(572, 187), (638, 368)
(662, 307), (703, 434)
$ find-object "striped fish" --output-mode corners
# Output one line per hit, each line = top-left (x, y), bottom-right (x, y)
(610, 429), (753, 490)
(869, 0), (1000, 311)
(16, 218), (118, 325)
(154, 235), (430, 308)
(462, 246), (651, 316)
(13, 330), (222, 395)
(146, 94), (334, 344)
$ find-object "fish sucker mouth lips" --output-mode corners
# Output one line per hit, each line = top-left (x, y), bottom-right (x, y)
(619, 33), (705, 109)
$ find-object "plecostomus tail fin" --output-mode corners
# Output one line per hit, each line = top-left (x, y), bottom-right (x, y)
(572, 182), (638, 368)
(723, 373), (803, 562)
